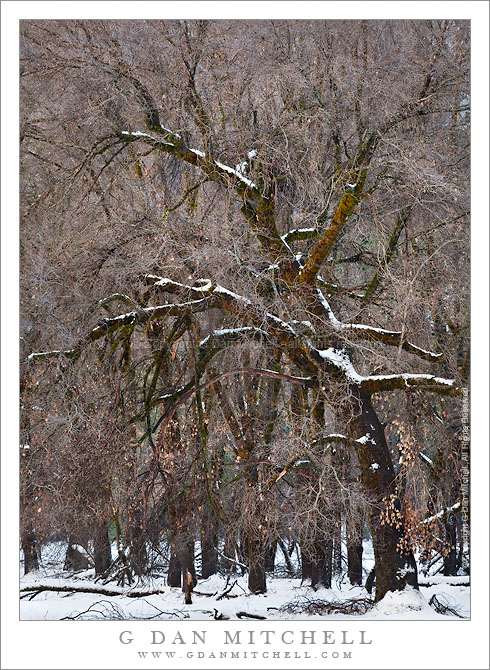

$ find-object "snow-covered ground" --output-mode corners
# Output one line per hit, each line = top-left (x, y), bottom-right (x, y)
(20, 542), (469, 621)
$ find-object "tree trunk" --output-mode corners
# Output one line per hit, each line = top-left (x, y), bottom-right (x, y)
(347, 537), (363, 586)
(349, 389), (418, 601)
(167, 504), (182, 586)
(94, 522), (112, 576)
(301, 545), (312, 582)
(443, 516), (458, 576)
(128, 524), (148, 577)
(247, 533), (266, 594)
(264, 539), (276, 572)
(200, 519), (218, 578)
(64, 534), (89, 571)
(183, 568), (193, 604)
(167, 549), (182, 587)
(333, 512), (342, 576)
(220, 535), (237, 571)
(347, 513), (364, 586)
(365, 566), (376, 594)
(181, 541), (197, 592)
(22, 528), (40, 574)
(311, 538), (332, 589)
(278, 537), (295, 576)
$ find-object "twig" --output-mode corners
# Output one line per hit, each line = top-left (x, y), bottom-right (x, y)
(216, 579), (238, 601)
(428, 594), (465, 618)
(214, 548), (248, 571)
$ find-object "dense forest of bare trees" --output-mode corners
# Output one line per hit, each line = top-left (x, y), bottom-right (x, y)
(20, 19), (469, 603)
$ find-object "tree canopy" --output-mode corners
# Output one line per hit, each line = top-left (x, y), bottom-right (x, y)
(20, 19), (469, 601)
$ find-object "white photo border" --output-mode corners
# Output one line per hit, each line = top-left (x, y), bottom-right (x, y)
(2, 2), (488, 669)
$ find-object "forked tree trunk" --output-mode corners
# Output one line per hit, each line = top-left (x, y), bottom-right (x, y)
(349, 389), (418, 601)
(168, 542), (197, 589)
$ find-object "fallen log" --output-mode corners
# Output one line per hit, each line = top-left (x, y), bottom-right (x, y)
(20, 584), (166, 599)
(213, 609), (230, 620)
(236, 611), (267, 620)
(419, 581), (469, 588)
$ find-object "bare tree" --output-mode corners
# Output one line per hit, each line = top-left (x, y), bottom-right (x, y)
(21, 19), (469, 600)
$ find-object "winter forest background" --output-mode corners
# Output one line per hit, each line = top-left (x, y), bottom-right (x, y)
(19, 19), (470, 620)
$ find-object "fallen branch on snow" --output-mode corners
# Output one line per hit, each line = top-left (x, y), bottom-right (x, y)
(236, 611), (267, 620)
(428, 594), (465, 618)
(216, 579), (239, 601)
(279, 595), (374, 616)
(20, 583), (166, 600)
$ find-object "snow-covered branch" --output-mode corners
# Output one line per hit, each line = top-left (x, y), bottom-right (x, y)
(281, 227), (320, 244)
(420, 502), (461, 526)
(27, 349), (77, 363)
(143, 275), (305, 349)
(314, 346), (459, 396)
(359, 372), (459, 396)
(314, 288), (443, 362)
(118, 124), (292, 264)
(121, 130), (259, 192)
(26, 296), (220, 365)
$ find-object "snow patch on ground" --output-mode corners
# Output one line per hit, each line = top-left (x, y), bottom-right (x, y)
(372, 587), (431, 617)
(19, 542), (469, 621)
